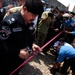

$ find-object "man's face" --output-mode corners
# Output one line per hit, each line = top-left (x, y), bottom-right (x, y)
(22, 7), (38, 24)
(54, 46), (60, 51)
(0, 0), (2, 8)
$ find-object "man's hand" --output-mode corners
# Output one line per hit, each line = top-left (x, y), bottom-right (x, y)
(64, 30), (68, 33)
(64, 30), (72, 34)
(54, 28), (59, 32)
(32, 44), (41, 51)
(19, 48), (29, 59)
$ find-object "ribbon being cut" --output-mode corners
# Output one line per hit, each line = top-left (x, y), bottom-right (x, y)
(10, 31), (63, 75)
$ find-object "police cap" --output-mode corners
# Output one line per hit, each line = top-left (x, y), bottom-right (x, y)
(24, 0), (44, 15)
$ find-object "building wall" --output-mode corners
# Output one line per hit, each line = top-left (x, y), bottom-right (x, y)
(44, 0), (67, 11)
(72, 6), (75, 13)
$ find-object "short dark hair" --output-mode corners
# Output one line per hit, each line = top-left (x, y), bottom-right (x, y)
(59, 38), (65, 42)
(24, 0), (44, 15)
(71, 12), (75, 15)
(48, 12), (54, 18)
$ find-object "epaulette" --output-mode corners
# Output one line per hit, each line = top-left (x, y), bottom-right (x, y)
(4, 15), (16, 25)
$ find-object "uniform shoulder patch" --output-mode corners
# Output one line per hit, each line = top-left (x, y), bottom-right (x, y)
(6, 17), (16, 25)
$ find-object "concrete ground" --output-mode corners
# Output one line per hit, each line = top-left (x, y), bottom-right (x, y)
(18, 38), (75, 75)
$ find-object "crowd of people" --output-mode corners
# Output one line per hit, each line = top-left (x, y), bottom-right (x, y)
(0, 0), (75, 75)
(37, 3), (75, 75)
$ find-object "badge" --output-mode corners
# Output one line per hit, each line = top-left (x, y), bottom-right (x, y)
(0, 29), (9, 40)
(7, 18), (15, 24)
(0, 26), (11, 40)
(12, 27), (22, 32)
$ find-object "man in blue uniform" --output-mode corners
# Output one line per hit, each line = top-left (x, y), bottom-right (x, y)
(0, 0), (44, 75)
(52, 41), (75, 75)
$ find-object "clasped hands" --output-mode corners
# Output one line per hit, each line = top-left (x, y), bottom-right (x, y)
(19, 44), (40, 59)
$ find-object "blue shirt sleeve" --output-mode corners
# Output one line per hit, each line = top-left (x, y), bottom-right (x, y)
(57, 52), (65, 62)
(56, 46), (66, 62)
(72, 31), (75, 35)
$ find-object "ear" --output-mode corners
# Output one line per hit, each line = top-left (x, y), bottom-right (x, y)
(23, 6), (27, 12)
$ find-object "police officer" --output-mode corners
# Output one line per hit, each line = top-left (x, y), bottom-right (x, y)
(51, 41), (75, 75)
(0, 0), (44, 75)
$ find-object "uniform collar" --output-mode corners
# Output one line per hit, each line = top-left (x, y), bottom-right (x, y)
(17, 11), (26, 26)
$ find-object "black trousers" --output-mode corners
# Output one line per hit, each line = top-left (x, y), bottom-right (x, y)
(60, 58), (75, 74)
(0, 55), (24, 75)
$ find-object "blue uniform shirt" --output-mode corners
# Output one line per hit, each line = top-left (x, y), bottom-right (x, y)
(65, 18), (72, 27)
(71, 19), (75, 35)
(57, 46), (75, 62)
(72, 31), (75, 35)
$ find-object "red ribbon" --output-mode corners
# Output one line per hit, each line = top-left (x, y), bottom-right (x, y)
(10, 31), (63, 75)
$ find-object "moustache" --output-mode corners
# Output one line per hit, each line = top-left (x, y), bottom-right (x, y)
(30, 19), (34, 22)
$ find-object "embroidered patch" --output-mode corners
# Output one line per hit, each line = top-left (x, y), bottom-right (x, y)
(0, 26), (11, 40)
(0, 29), (9, 40)
(12, 27), (22, 32)
(7, 18), (15, 24)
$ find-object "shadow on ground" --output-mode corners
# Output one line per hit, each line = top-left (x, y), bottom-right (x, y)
(19, 52), (55, 75)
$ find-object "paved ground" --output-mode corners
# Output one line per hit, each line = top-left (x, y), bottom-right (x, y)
(19, 52), (55, 75)
(18, 38), (75, 75)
